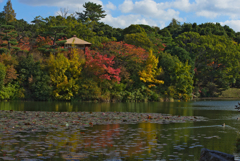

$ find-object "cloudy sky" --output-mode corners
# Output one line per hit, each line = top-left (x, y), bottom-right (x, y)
(1, 0), (240, 31)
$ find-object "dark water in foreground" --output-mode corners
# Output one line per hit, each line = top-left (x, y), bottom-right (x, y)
(0, 100), (240, 161)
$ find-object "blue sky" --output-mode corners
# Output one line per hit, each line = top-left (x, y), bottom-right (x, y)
(1, 0), (240, 31)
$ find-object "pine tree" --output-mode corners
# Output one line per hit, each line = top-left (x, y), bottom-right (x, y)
(2, 0), (16, 22)
(0, 24), (20, 54)
(38, 26), (67, 53)
(76, 2), (106, 22)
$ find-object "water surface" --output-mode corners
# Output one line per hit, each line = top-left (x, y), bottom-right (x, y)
(0, 100), (240, 160)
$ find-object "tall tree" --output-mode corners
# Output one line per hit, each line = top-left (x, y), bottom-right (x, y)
(0, 24), (20, 53)
(76, 2), (106, 22)
(139, 50), (164, 88)
(124, 33), (153, 51)
(2, 0), (16, 22)
(123, 24), (146, 35)
(38, 26), (67, 53)
(0, 63), (6, 90)
(158, 52), (193, 100)
(47, 45), (85, 100)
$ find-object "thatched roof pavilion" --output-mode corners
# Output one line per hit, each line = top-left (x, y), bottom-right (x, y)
(64, 35), (91, 49)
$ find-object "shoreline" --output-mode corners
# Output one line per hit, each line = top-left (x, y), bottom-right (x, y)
(193, 97), (240, 100)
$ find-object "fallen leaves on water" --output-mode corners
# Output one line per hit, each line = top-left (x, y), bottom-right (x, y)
(0, 110), (207, 133)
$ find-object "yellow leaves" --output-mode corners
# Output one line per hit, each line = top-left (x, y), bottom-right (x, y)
(139, 50), (164, 87)
(155, 80), (164, 84)
(148, 84), (155, 88)
(47, 50), (84, 100)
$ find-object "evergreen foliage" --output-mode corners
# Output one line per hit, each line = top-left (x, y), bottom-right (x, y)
(38, 26), (67, 53)
(2, 0), (16, 22)
(76, 2), (106, 22)
(0, 24), (20, 53)
(0, 1), (240, 101)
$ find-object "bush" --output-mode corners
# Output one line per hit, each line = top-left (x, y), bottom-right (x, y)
(0, 83), (21, 100)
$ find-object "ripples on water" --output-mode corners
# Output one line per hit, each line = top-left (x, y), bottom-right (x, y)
(0, 100), (240, 160)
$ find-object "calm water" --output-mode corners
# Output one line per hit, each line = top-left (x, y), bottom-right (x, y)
(0, 100), (240, 160)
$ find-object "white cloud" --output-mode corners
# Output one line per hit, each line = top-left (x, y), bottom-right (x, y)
(119, 0), (134, 13)
(172, 0), (192, 11)
(195, 10), (219, 19)
(101, 14), (158, 28)
(105, 1), (116, 10)
(171, 0), (240, 19)
(220, 20), (240, 32)
(119, 0), (183, 21)
(17, 0), (240, 30)
(17, 0), (103, 12)
(0, 0), (4, 3)
(118, 0), (240, 20)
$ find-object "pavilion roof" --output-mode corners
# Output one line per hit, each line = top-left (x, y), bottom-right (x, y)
(65, 36), (91, 45)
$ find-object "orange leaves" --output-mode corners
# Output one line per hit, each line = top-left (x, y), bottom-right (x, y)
(207, 61), (222, 68)
(17, 37), (31, 52)
(0, 54), (18, 84)
(34, 35), (53, 48)
(4, 65), (18, 84)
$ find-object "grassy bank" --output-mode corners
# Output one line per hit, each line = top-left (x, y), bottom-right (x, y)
(219, 88), (240, 98)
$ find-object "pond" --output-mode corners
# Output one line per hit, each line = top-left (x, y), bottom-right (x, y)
(0, 100), (240, 161)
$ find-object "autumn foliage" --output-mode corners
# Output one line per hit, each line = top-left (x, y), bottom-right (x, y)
(34, 35), (53, 48)
(139, 50), (164, 88)
(17, 37), (31, 52)
(0, 54), (18, 84)
(84, 47), (121, 83)
(100, 41), (148, 63)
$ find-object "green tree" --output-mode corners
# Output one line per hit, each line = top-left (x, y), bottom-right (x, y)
(0, 24), (20, 53)
(93, 22), (121, 40)
(0, 60), (20, 100)
(31, 15), (109, 47)
(174, 31), (240, 94)
(2, 0), (16, 22)
(47, 47), (84, 100)
(0, 62), (6, 90)
(15, 52), (52, 101)
(174, 31), (201, 59)
(139, 24), (158, 34)
(124, 33), (153, 51)
(158, 52), (193, 100)
(76, 2), (106, 22)
(123, 24), (146, 35)
(165, 18), (181, 38)
(196, 35), (240, 89)
(165, 44), (193, 65)
(38, 26), (67, 53)
(0, 12), (6, 25)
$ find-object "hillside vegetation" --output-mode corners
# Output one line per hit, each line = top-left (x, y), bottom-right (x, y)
(1, 1), (240, 101)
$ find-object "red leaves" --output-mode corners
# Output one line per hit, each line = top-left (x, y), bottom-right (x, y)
(100, 41), (148, 63)
(85, 48), (121, 83)
(17, 37), (31, 51)
(34, 35), (53, 48)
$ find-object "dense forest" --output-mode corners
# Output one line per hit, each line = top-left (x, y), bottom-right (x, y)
(0, 0), (240, 102)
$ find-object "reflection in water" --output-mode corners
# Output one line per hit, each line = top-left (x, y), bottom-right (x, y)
(0, 101), (194, 115)
(0, 100), (240, 160)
